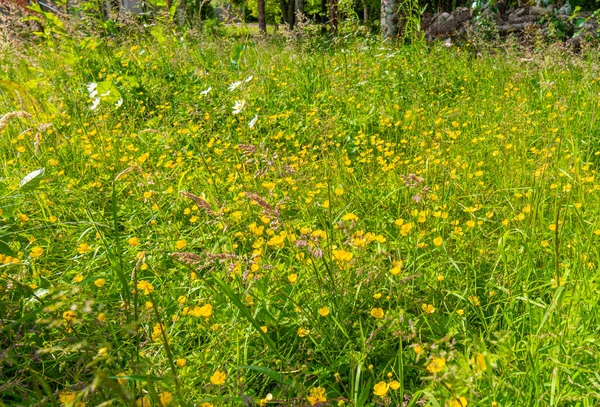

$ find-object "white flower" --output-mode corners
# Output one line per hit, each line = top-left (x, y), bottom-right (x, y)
(200, 86), (212, 96)
(248, 115), (258, 128)
(90, 97), (100, 111)
(87, 82), (98, 98)
(232, 100), (245, 115)
(228, 81), (242, 92)
(115, 98), (123, 108)
(244, 75), (254, 83)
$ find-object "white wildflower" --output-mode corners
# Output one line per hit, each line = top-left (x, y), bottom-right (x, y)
(232, 100), (245, 115)
(115, 98), (123, 108)
(228, 81), (242, 92)
(90, 98), (101, 111)
(200, 86), (212, 96)
(248, 115), (258, 128)
(244, 75), (254, 83)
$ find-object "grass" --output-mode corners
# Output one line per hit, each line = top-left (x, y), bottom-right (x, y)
(2, 23), (600, 407)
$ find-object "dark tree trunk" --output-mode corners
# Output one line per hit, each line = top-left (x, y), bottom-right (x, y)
(329, 0), (337, 33)
(279, 0), (295, 28)
(295, 0), (304, 20)
(321, 0), (327, 33)
(258, 0), (266, 33)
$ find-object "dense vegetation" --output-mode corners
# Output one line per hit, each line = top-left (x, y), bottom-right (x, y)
(2, 19), (600, 407)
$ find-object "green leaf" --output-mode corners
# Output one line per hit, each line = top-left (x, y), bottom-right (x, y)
(237, 365), (294, 386)
(0, 239), (15, 256)
(19, 168), (45, 192)
(230, 43), (246, 70)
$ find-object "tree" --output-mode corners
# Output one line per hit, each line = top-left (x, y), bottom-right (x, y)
(329, 0), (337, 32)
(279, 0), (296, 28)
(381, 0), (397, 39)
(258, 0), (266, 32)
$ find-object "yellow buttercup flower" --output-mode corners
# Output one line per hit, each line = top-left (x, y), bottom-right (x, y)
(210, 370), (227, 385)
(30, 247), (44, 258)
(306, 387), (326, 406)
(318, 306), (330, 317)
(373, 381), (389, 396)
(371, 308), (384, 319)
(427, 357), (446, 373)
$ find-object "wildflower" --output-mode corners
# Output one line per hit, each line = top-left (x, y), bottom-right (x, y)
(159, 392), (172, 407)
(63, 310), (76, 323)
(30, 247), (43, 258)
(199, 86), (212, 95)
(471, 353), (486, 372)
(59, 391), (77, 406)
(297, 327), (310, 337)
(260, 326), (268, 333)
(389, 380), (400, 390)
(307, 387), (327, 406)
(151, 323), (165, 341)
(115, 98), (123, 108)
(433, 236), (443, 247)
(318, 306), (330, 317)
(116, 372), (128, 385)
(77, 243), (92, 254)
(229, 81), (242, 91)
(200, 404), (214, 407)
(427, 357), (446, 373)
(175, 239), (187, 249)
(370, 308), (384, 319)
(74, 274), (84, 283)
(188, 304), (213, 318)
(413, 344), (425, 356)
(332, 249), (353, 263)
(341, 213), (359, 222)
(136, 280), (154, 295)
(97, 313), (107, 323)
(94, 278), (106, 287)
(287, 273), (298, 283)
(456, 309), (465, 315)
(210, 370), (227, 385)
(468, 296), (480, 306)
(248, 115), (258, 128)
(176, 358), (187, 368)
(445, 396), (468, 407)
(18, 213), (29, 223)
(267, 233), (286, 248)
(128, 237), (140, 247)
(137, 395), (151, 407)
(421, 304), (435, 314)
(373, 381), (389, 396)
(390, 260), (403, 275)
(232, 100), (245, 115)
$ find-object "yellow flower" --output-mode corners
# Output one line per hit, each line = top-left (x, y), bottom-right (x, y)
(468, 296), (480, 306)
(159, 392), (172, 407)
(18, 213), (29, 223)
(59, 390), (76, 406)
(307, 387), (327, 406)
(200, 403), (214, 407)
(370, 308), (384, 319)
(433, 236), (443, 247)
(373, 381), (389, 397)
(210, 370), (227, 385)
(548, 224), (557, 232)
(175, 239), (187, 249)
(74, 274), (84, 283)
(421, 304), (435, 314)
(77, 243), (92, 254)
(427, 357), (446, 374)
(136, 280), (154, 295)
(341, 213), (359, 222)
(188, 304), (213, 318)
(413, 344), (424, 356)
(471, 353), (487, 372)
(176, 358), (187, 368)
(267, 233), (286, 248)
(30, 247), (44, 258)
(332, 249), (353, 263)
(136, 395), (151, 407)
(128, 237), (140, 247)
(551, 277), (566, 288)
(318, 306), (330, 317)
(297, 327), (310, 337)
(287, 273), (298, 283)
(445, 396), (468, 407)
(389, 380), (400, 390)
(94, 278), (106, 287)
(116, 372), (128, 386)
(260, 326), (268, 333)
(390, 259), (403, 275)
(97, 313), (107, 322)
(456, 309), (465, 315)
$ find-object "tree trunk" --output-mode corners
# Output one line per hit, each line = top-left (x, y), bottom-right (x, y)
(321, 0), (327, 33)
(279, 0), (295, 28)
(381, 0), (397, 39)
(361, 0), (368, 24)
(176, 0), (186, 25)
(258, 0), (266, 33)
(329, 0), (337, 33)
